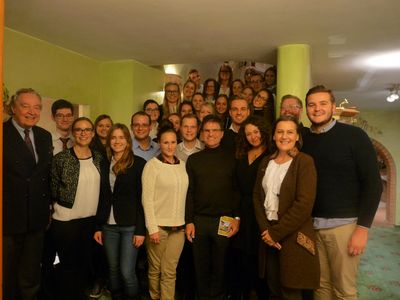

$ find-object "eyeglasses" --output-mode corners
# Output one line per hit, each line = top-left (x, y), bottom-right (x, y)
(73, 128), (93, 134)
(145, 108), (159, 113)
(166, 90), (179, 95)
(55, 113), (74, 119)
(132, 123), (150, 129)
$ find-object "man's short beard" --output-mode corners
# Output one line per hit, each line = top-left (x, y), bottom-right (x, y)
(310, 113), (333, 128)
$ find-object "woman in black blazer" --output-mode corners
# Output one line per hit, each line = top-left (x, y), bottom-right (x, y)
(94, 123), (146, 300)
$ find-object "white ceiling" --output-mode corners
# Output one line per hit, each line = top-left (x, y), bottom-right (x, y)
(5, 0), (400, 109)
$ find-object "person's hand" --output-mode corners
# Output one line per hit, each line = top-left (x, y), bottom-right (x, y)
(227, 218), (240, 238)
(93, 231), (103, 245)
(186, 223), (195, 242)
(348, 226), (369, 256)
(133, 235), (145, 248)
(150, 232), (160, 244)
(261, 230), (282, 250)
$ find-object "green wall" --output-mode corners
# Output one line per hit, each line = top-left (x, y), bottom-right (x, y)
(4, 28), (164, 125)
(360, 109), (400, 225)
(100, 60), (164, 124)
(4, 28), (101, 108)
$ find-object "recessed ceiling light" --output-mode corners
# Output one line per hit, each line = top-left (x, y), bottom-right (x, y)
(164, 64), (178, 74)
(366, 51), (400, 68)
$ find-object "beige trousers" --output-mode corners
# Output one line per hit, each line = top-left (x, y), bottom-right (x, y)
(146, 227), (185, 300)
(314, 223), (361, 300)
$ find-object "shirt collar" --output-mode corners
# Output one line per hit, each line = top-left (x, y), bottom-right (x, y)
(229, 123), (239, 133)
(180, 139), (203, 152)
(157, 154), (180, 165)
(310, 119), (336, 134)
(12, 118), (31, 135)
(52, 130), (73, 141)
(133, 137), (154, 150)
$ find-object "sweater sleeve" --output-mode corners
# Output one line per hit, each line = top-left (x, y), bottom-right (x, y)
(352, 129), (383, 227)
(185, 156), (195, 223)
(231, 159), (241, 217)
(141, 159), (159, 235)
(268, 154), (317, 242)
(50, 153), (63, 204)
(135, 158), (146, 236)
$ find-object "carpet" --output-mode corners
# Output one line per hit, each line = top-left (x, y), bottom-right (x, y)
(358, 226), (400, 299)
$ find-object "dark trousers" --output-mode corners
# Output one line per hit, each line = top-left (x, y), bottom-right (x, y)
(176, 240), (196, 300)
(3, 231), (44, 300)
(50, 217), (95, 300)
(39, 230), (57, 300)
(192, 216), (230, 300)
(228, 247), (268, 300)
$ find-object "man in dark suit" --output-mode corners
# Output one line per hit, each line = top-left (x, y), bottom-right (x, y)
(3, 88), (53, 300)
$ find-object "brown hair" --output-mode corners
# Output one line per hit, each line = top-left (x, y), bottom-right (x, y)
(235, 115), (270, 159)
(106, 123), (134, 175)
(270, 115), (303, 156)
(305, 85), (335, 105)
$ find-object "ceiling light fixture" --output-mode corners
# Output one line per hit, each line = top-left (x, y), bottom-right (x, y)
(386, 84), (400, 103)
(366, 51), (400, 68)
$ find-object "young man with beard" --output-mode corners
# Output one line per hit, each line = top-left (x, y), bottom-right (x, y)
(302, 85), (382, 300)
(221, 98), (250, 153)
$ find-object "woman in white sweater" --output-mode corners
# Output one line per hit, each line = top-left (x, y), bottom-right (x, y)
(142, 123), (189, 300)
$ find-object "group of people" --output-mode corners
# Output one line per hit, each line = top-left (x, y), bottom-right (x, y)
(3, 66), (382, 300)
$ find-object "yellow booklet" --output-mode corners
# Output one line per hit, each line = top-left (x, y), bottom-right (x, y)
(218, 216), (234, 236)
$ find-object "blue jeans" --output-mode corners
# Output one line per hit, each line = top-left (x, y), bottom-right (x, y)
(103, 225), (139, 297)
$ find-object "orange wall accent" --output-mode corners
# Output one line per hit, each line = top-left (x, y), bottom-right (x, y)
(0, 0), (5, 298)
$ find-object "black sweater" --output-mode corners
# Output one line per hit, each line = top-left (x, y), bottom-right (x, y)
(302, 122), (382, 228)
(185, 146), (240, 223)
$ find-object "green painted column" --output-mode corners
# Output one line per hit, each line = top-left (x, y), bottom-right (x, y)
(276, 44), (311, 123)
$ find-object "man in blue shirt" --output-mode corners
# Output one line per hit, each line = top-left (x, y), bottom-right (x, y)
(130, 111), (160, 161)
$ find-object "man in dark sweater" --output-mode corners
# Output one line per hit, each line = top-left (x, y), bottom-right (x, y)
(185, 115), (240, 300)
(302, 85), (382, 300)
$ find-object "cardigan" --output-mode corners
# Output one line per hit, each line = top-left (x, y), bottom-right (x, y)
(142, 157), (188, 235)
(96, 155), (146, 235)
(253, 152), (320, 289)
(51, 147), (108, 209)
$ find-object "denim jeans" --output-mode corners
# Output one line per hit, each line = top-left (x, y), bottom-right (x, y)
(103, 224), (140, 297)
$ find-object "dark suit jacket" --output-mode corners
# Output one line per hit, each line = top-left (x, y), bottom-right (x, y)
(96, 155), (146, 236)
(253, 152), (320, 289)
(3, 118), (53, 235)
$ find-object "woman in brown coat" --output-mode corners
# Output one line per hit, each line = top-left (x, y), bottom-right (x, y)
(253, 115), (319, 299)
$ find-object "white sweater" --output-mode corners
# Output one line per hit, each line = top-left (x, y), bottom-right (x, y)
(142, 157), (189, 234)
